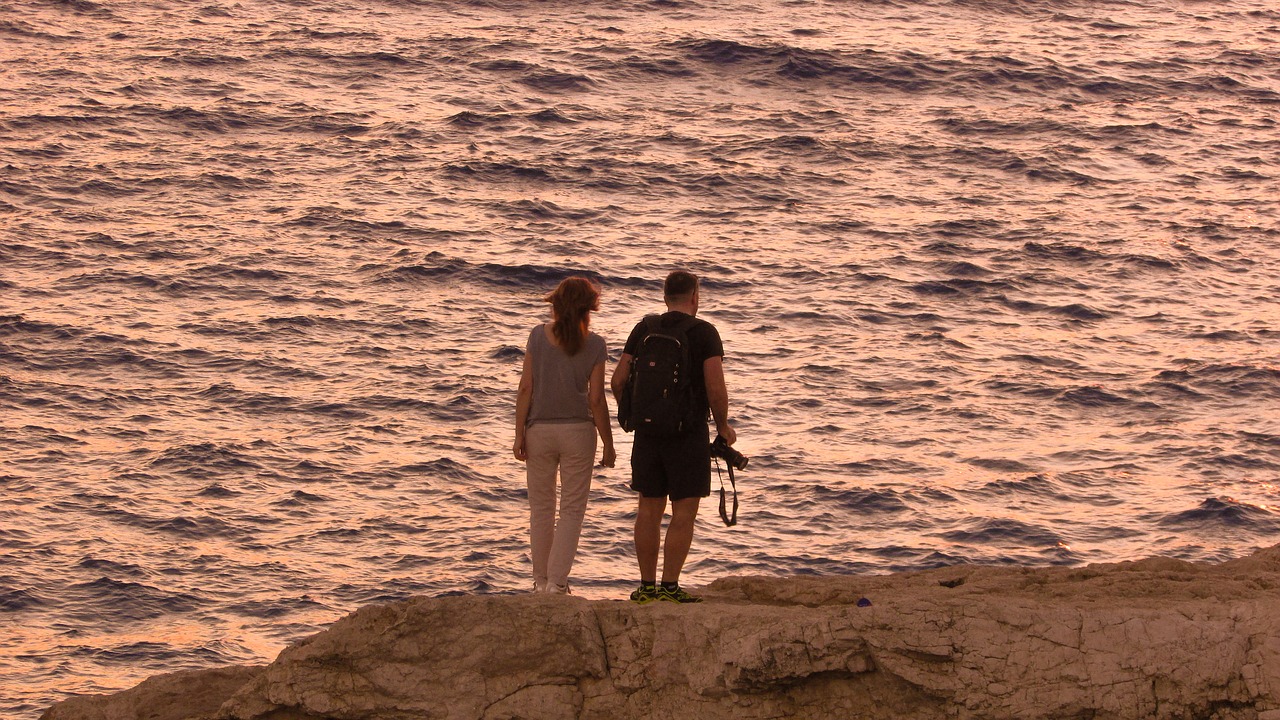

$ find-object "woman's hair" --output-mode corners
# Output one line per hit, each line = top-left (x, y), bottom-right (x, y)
(545, 276), (600, 356)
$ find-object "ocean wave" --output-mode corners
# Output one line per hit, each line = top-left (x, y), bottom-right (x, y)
(1158, 497), (1280, 531)
(64, 578), (206, 623)
(1153, 363), (1280, 399)
(936, 517), (1064, 547)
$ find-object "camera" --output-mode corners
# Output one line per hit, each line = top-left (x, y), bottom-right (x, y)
(710, 435), (748, 471)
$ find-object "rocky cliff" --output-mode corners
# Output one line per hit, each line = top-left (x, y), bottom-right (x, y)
(43, 544), (1280, 720)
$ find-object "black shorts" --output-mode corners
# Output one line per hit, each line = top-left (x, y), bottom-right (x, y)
(630, 424), (711, 501)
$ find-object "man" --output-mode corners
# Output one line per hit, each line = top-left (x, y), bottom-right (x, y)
(611, 270), (736, 604)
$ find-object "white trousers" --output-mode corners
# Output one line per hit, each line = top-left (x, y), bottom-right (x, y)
(524, 421), (596, 591)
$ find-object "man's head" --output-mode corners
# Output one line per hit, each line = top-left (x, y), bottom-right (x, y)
(663, 270), (699, 314)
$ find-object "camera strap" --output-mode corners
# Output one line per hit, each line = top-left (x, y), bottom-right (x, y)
(715, 459), (738, 527)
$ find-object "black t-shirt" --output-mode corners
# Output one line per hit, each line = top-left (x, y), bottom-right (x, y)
(622, 311), (724, 417)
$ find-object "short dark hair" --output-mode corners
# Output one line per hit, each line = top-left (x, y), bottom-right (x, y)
(663, 271), (699, 300)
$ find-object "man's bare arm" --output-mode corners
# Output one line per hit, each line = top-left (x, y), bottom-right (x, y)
(611, 353), (632, 401)
(703, 355), (735, 445)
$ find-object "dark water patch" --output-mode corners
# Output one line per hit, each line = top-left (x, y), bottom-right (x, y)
(618, 56), (698, 78)
(1190, 329), (1253, 342)
(395, 458), (498, 485)
(1073, 525), (1145, 542)
(1158, 497), (1280, 532)
(77, 557), (147, 577)
(1197, 453), (1280, 470)
(1240, 432), (1280, 449)
(10, 142), (74, 159)
(225, 596), (330, 619)
(53, 268), (204, 297)
(1024, 240), (1105, 263)
(149, 442), (262, 474)
(272, 490), (333, 507)
(1056, 385), (1132, 407)
(528, 107), (580, 124)
(932, 115), (1080, 137)
(998, 295), (1110, 321)
(3, 112), (120, 131)
(492, 345), (523, 360)
(444, 110), (516, 128)
(520, 70), (594, 92)
(964, 457), (1038, 473)
(119, 513), (243, 540)
(726, 134), (852, 163)
(41, 0), (115, 15)
(1001, 353), (1085, 370)
(441, 160), (559, 183)
(470, 58), (538, 73)
(2, 424), (82, 450)
(149, 105), (257, 133)
(269, 27), (380, 41)
(491, 198), (606, 221)
(0, 587), (47, 611)
(189, 263), (289, 283)
(936, 517), (1063, 546)
(299, 400), (371, 420)
(0, 314), (86, 344)
(808, 486), (910, 513)
(1153, 363), (1280, 399)
(975, 474), (1066, 498)
(64, 578), (205, 622)
(192, 382), (304, 417)
(909, 277), (1016, 297)
(0, 19), (73, 40)
(933, 145), (1094, 184)
(1019, 240), (1165, 271)
(154, 51), (250, 67)
(836, 457), (936, 477)
(70, 639), (250, 666)
(931, 260), (994, 277)
(289, 460), (342, 477)
(353, 394), (446, 415)
(169, 348), (324, 383)
(267, 48), (418, 67)
(953, 53), (1150, 100)
(371, 251), (610, 290)
(677, 38), (952, 92)
(190, 172), (272, 190)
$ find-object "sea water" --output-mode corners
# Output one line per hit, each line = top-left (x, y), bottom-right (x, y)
(1, 0), (1278, 715)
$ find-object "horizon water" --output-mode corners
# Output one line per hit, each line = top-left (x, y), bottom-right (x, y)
(2, 0), (1279, 715)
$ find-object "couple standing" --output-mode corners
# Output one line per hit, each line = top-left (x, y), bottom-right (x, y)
(513, 271), (736, 603)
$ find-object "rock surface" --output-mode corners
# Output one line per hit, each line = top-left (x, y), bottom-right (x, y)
(43, 544), (1280, 720)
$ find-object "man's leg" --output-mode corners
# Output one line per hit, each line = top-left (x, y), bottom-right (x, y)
(635, 495), (667, 582)
(660, 497), (700, 584)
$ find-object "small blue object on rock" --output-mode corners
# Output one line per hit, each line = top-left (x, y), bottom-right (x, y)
(856, 597), (872, 607)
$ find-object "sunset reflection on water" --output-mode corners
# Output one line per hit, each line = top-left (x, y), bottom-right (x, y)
(2, 0), (1279, 714)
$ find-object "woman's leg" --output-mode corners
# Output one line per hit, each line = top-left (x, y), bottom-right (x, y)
(524, 424), (559, 591)
(547, 423), (596, 591)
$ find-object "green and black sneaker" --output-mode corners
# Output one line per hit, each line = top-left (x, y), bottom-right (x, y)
(629, 583), (660, 604)
(656, 584), (703, 604)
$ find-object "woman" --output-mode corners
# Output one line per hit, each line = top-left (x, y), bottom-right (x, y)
(514, 276), (615, 594)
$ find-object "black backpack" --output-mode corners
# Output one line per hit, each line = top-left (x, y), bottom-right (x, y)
(618, 315), (700, 435)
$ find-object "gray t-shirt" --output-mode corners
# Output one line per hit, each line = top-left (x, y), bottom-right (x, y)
(526, 325), (607, 426)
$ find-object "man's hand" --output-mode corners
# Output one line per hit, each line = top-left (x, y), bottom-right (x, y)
(717, 424), (737, 446)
